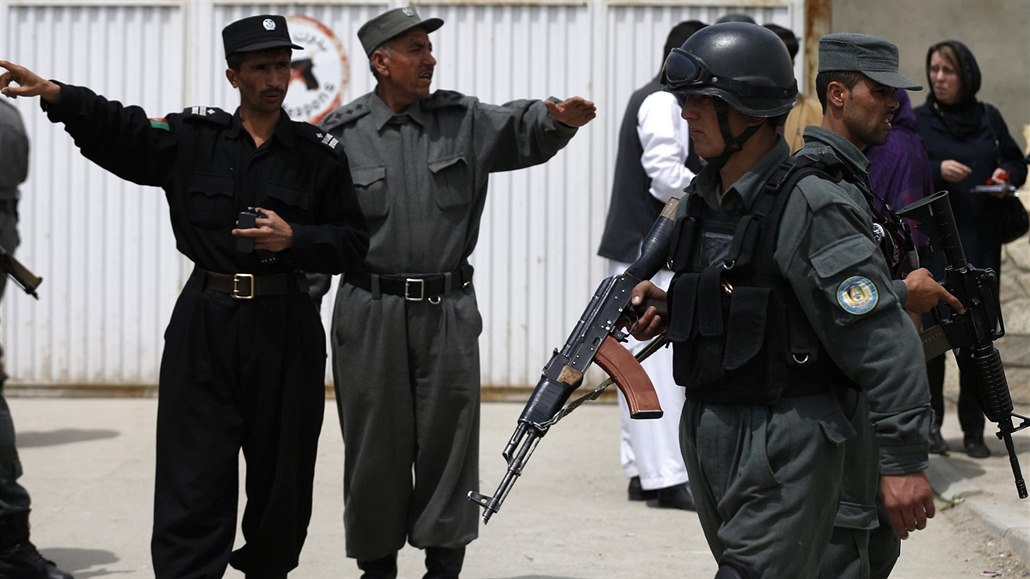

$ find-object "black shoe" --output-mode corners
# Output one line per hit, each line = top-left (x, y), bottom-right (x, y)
(627, 476), (658, 502)
(648, 483), (696, 511)
(424, 546), (464, 579)
(0, 542), (74, 579)
(357, 553), (398, 579)
(964, 436), (991, 459)
(928, 425), (950, 454)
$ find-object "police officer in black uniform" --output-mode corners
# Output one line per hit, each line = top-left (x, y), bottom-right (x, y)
(0, 14), (368, 579)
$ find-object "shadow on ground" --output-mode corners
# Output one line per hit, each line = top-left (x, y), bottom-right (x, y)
(17, 428), (119, 448)
(39, 547), (127, 579)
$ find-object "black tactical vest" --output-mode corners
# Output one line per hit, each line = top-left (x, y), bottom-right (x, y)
(664, 153), (865, 405)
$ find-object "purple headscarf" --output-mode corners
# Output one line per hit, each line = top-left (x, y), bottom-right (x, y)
(866, 89), (934, 247)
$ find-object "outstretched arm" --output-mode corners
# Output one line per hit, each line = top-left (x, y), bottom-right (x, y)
(543, 96), (596, 127)
(3, 59), (175, 187)
(0, 60), (62, 103)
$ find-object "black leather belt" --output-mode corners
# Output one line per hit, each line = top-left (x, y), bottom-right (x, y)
(194, 269), (307, 300)
(345, 265), (473, 301)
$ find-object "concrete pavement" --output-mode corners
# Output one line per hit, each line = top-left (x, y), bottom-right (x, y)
(6, 396), (1030, 578)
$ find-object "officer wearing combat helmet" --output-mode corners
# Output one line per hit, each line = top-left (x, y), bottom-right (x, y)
(628, 22), (935, 578)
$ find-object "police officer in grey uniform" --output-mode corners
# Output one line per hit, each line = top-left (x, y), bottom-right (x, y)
(806, 34), (962, 579)
(1, 15), (368, 578)
(316, 6), (595, 578)
(628, 23), (936, 578)
(0, 97), (74, 579)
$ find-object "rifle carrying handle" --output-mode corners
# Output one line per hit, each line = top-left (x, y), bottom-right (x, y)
(594, 336), (663, 419)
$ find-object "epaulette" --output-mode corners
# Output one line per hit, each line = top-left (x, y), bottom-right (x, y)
(422, 89), (469, 111)
(179, 105), (232, 126)
(320, 103), (371, 132)
(296, 122), (345, 156)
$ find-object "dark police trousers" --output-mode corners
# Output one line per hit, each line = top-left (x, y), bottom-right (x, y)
(151, 276), (326, 578)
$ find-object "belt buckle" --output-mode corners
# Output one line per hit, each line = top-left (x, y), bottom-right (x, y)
(404, 278), (425, 301)
(233, 273), (255, 300)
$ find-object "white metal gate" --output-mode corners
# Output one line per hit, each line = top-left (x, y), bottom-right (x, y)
(0, 1), (801, 393)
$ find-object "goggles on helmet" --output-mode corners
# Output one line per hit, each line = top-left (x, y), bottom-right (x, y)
(660, 47), (795, 101)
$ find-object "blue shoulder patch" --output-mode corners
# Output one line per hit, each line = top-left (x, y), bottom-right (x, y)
(836, 276), (878, 315)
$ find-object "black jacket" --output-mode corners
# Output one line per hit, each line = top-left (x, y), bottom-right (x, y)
(42, 83), (368, 275)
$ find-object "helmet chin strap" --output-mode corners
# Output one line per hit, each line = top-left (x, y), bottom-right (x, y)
(706, 99), (761, 171)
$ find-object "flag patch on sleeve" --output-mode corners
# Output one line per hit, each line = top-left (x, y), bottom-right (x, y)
(836, 276), (878, 315)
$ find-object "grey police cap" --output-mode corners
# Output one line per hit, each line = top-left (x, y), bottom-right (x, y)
(223, 15), (302, 58)
(358, 6), (444, 57)
(818, 33), (922, 90)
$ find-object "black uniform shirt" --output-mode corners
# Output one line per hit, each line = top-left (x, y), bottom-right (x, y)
(42, 83), (368, 275)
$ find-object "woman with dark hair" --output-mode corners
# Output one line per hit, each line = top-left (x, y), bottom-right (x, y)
(914, 40), (1027, 459)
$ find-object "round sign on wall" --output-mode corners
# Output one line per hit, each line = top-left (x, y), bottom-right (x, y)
(285, 15), (349, 125)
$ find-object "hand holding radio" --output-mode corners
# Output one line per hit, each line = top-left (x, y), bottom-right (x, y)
(232, 207), (293, 253)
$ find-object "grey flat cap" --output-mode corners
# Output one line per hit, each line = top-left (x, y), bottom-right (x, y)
(358, 7), (443, 57)
(819, 33), (922, 90)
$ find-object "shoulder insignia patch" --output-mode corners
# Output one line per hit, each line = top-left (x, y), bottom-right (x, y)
(836, 276), (878, 315)
(422, 89), (468, 110)
(312, 130), (341, 152)
(180, 105), (231, 125)
(320, 104), (369, 132)
(295, 122), (343, 156)
(149, 117), (170, 131)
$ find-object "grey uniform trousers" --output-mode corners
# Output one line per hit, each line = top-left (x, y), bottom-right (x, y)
(819, 392), (899, 579)
(332, 281), (482, 560)
(681, 390), (856, 578)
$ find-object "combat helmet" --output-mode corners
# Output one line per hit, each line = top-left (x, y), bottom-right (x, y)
(661, 22), (797, 168)
(662, 21), (797, 117)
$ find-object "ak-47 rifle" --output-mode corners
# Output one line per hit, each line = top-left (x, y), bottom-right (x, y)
(468, 198), (679, 524)
(0, 245), (42, 299)
(898, 190), (1028, 499)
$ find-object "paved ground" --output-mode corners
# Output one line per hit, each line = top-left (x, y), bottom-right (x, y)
(7, 396), (1030, 578)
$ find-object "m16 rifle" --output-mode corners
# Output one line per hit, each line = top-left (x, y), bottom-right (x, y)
(898, 190), (1028, 499)
(0, 245), (42, 299)
(468, 198), (679, 523)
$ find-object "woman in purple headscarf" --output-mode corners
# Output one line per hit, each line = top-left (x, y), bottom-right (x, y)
(866, 89), (933, 247)
(914, 40), (1027, 459)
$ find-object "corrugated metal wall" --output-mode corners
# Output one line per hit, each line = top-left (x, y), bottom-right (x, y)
(0, 1), (799, 392)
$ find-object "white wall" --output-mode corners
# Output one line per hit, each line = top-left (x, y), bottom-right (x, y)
(0, 0), (799, 391)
